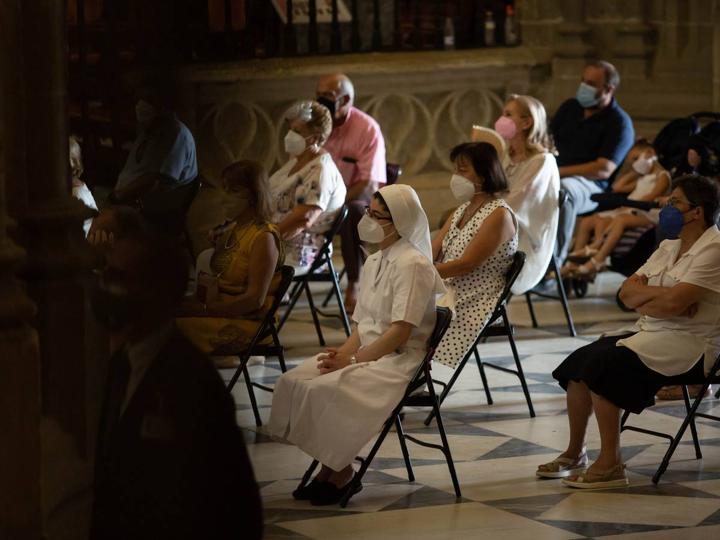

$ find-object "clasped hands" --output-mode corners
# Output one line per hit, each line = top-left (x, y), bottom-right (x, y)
(317, 348), (354, 374)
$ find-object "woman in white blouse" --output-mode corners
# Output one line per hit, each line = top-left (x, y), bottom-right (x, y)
(270, 101), (346, 274)
(494, 94), (559, 294)
(538, 175), (720, 489)
(269, 184), (443, 506)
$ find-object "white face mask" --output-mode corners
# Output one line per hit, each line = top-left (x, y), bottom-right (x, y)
(357, 214), (392, 244)
(450, 174), (479, 202)
(135, 99), (157, 125)
(284, 130), (308, 156)
(632, 153), (656, 175)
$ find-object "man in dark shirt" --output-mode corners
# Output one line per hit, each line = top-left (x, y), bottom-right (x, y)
(89, 224), (262, 540)
(550, 60), (635, 260)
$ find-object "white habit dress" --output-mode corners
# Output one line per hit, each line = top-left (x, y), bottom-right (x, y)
(268, 238), (438, 471)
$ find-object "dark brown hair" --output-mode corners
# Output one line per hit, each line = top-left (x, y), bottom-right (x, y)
(585, 59), (620, 89)
(672, 174), (720, 227)
(450, 142), (508, 194)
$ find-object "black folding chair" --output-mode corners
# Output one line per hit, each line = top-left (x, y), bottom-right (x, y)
(321, 162), (403, 308)
(221, 265), (295, 426)
(295, 307), (461, 508)
(278, 206), (351, 346)
(620, 353), (720, 484)
(425, 251), (535, 426)
(524, 189), (577, 337)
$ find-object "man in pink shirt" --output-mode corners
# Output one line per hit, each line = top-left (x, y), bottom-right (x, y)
(316, 73), (387, 312)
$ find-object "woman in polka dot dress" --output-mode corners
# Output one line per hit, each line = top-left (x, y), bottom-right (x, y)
(432, 142), (518, 368)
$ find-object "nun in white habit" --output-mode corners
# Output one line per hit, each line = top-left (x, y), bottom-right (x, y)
(269, 184), (444, 505)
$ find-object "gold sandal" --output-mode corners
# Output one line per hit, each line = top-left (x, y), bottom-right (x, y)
(537, 452), (589, 479)
(562, 463), (628, 489)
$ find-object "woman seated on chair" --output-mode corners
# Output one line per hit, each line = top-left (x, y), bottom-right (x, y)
(270, 100), (346, 275)
(176, 160), (285, 355)
(538, 175), (720, 489)
(269, 184), (443, 506)
(431, 142), (518, 369)
(494, 94), (560, 294)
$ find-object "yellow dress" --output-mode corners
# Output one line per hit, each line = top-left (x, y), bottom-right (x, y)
(177, 221), (285, 355)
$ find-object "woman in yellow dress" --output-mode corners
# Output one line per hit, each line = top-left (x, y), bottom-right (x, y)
(177, 160), (284, 355)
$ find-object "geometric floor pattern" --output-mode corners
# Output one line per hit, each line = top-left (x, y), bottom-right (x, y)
(225, 271), (720, 539)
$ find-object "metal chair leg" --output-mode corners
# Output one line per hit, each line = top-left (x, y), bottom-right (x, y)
(525, 292), (539, 328)
(328, 260), (351, 336)
(243, 364), (263, 427)
(553, 257), (577, 337)
(503, 309), (535, 418)
(427, 389), (461, 498)
(395, 416), (415, 482)
(304, 282), (326, 346)
(423, 354), (469, 426)
(474, 348), (493, 405)
(682, 385), (703, 459)
(296, 460), (320, 491)
(653, 380), (713, 484)
(339, 414), (397, 508)
(322, 267), (346, 307)
(278, 279), (304, 331)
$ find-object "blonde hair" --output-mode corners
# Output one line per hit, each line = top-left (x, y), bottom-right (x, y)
(222, 160), (273, 223)
(285, 100), (333, 147)
(69, 136), (83, 180)
(506, 94), (553, 156)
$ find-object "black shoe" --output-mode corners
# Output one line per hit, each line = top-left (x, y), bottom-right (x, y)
(310, 477), (363, 506)
(292, 479), (327, 501)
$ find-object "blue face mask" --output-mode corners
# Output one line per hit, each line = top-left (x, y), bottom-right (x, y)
(576, 82), (600, 108)
(658, 205), (687, 239)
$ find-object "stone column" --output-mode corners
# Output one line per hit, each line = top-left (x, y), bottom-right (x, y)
(1, 1), (94, 538)
(0, 2), (43, 538)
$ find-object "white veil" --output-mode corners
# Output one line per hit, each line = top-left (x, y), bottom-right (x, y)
(378, 184), (445, 294)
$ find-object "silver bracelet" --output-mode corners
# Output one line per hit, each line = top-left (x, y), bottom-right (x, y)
(350, 354), (358, 365)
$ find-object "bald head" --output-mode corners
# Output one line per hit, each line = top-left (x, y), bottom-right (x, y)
(316, 73), (355, 125)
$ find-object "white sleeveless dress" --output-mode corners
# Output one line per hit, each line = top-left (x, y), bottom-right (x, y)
(434, 199), (518, 368)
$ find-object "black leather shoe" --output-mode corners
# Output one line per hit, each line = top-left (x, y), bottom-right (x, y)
(292, 479), (327, 501)
(310, 477), (363, 506)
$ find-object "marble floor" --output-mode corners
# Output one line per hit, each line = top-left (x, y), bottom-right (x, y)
(225, 270), (720, 540)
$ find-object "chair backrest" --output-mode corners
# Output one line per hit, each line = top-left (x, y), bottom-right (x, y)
(304, 204), (348, 275)
(268, 265), (296, 316)
(426, 306), (453, 357)
(386, 163), (402, 185)
(498, 251), (526, 306)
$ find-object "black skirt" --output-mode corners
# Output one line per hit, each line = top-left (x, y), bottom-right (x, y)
(553, 333), (706, 414)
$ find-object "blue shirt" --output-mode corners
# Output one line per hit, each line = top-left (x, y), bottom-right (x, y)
(550, 98), (634, 189)
(117, 114), (198, 190)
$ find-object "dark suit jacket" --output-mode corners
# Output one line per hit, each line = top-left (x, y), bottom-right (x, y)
(90, 327), (262, 540)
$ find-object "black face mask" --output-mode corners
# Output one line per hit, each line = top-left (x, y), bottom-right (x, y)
(90, 281), (139, 331)
(316, 96), (336, 119)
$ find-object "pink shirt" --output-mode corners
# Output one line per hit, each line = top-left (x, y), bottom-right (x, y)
(323, 106), (387, 189)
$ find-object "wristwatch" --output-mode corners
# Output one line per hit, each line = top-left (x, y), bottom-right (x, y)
(350, 354), (358, 365)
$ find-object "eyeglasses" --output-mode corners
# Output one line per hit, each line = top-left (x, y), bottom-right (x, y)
(364, 206), (392, 221)
(666, 197), (697, 209)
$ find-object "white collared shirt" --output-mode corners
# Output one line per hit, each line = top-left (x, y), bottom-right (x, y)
(352, 239), (438, 351)
(121, 322), (174, 415)
(617, 225), (720, 376)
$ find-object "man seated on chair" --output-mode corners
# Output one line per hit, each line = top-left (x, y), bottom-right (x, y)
(90, 221), (262, 540)
(550, 59), (634, 263)
(268, 185), (443, 506)
(317, 73), (387, 312)
(538, 175), (720, 490)
(110, 71), (198, 234)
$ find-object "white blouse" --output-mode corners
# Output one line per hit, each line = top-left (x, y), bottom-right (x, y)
(502, 152), (560, 294)
(617, 225), (720, 376)
(352, 239), (439, 351)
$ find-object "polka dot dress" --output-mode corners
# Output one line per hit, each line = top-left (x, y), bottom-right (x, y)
(434, 199), (518, 368)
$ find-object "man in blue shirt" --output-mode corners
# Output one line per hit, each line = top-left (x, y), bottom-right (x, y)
(112, 80), (198, 234)
(550, 60), (635, 261)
